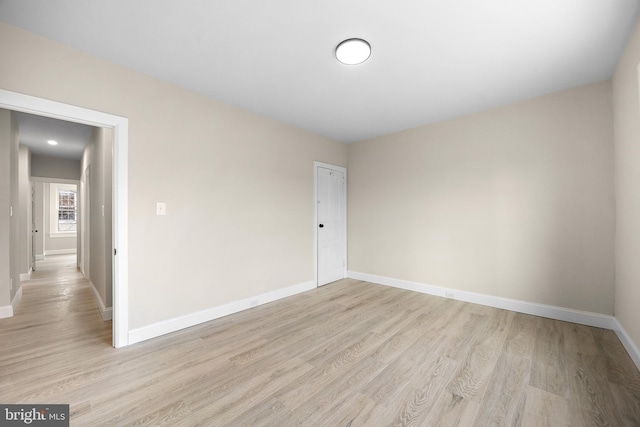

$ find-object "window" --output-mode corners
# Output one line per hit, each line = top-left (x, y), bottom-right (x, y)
(49, 183), (78, 237)
(57, 189), (77, 232)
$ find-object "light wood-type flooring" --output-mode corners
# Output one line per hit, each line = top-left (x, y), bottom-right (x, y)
(1, 255), (640, 426)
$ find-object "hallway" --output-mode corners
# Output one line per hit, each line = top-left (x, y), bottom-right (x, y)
(0, 255), (113, 417)
(12, 254), (111, 340)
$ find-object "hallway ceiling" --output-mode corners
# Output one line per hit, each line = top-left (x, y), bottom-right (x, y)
(15, 112), (93, 160)
(1, 0), (638, 143)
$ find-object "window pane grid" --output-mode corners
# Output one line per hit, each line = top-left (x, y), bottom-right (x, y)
(58, 190), (77, 232)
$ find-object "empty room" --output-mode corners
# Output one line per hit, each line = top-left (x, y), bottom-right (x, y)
(1, 1), (640, 425)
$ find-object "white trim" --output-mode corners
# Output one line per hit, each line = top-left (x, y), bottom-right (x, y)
(612, 319), (640, 371)
(49, 182), (78, 236)
(11, 286), (22, 312)
(348, 271), (617, 330)
(128, 280), (316, 345)
(0, 286), (24, 319)
(35, 254), (44, 261)
(45, 249), (77, 256)
(20, 269), (32, 281)
(313, 161), (347, 287)
(0, 305), (12, 319)
(49, 233), (77, 239)
(112, 117), (129, 348)
(0, 89), (129, 348)
(31, 177), (79, 184)
(88, 280), (113, 321)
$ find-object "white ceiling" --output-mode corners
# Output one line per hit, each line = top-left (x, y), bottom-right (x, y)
(1, 0), (638, 143)
(14, 112), (93, 160)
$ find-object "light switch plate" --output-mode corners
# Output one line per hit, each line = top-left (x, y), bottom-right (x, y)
(156, 202), (167, 216)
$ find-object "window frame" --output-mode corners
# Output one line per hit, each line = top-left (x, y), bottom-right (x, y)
(49, 183), (78, 238)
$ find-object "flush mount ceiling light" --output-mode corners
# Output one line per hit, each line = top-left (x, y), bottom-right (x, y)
(335, 38), (371, 65)
(47, 140), (58, 145)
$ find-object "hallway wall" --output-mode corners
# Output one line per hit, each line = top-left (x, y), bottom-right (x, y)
(31, 154), (81, 180)
(18, 144), (31, 276)
(81, 127), (112, 309)
(0, 109), (21, 316)
(613, 15), (640, 360)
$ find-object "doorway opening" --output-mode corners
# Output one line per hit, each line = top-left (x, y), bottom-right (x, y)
(31, 178), (80, 271)
(0, 89), (129, 348)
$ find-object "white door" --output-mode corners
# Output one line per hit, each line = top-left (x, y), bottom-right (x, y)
(316, 164), (346, 286)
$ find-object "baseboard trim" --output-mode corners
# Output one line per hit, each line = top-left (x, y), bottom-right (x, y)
(0, 287), (22, 319)
(45, 249), (77, 256)
(88, 281), (112, 321)
(347, 271), (617, 330)
(12, 286), (22, 313)
(612, 319), (640, 371)
(20, 269), (32, 281)
(0, 304), (12, 319)
(128, 280), (316, 345)
(35, 254), (44, 261)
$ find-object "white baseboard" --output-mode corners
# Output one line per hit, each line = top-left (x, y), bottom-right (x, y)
(45, 249), (77, 256)
(20, 269), (32, 281)
(88, 280), (112, 321)
(128, 280), (316, 345)
(0, 286), (23, 319)
(12, 286), (22, 312)
(0, 304), (12, 319)
(347, 271), (617, 330)
(612, 319), (640, 371)
(35, 254), (44, 261)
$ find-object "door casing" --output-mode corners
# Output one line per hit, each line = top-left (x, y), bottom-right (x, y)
(0, 89), (129, 348)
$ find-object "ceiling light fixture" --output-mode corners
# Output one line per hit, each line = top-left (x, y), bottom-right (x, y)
(47, 140), (58, 146)
(336, 38), (371, 65)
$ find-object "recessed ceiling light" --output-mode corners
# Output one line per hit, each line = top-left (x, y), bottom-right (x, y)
(336, 38), (371, 65)
(47, 140), (58, 145)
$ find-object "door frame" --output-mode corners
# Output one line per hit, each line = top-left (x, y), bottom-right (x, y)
(30, 181), (36, 272)
(79, 169), (90, 282)
(0, 89), (129, 348)
(313, 161), (347, 287)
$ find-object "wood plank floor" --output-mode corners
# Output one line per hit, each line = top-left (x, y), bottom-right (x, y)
(1, 255), (639, 426)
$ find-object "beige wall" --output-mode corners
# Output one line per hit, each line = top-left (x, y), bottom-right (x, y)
(348, 81), (615, 315)
(31, 154), (81, 180)
(0, 23), (347, 329)
(81, 127), (113, 308)
(613, 19), (640, 351)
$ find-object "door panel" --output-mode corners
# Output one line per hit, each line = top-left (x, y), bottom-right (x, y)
(317, 166), (345, 286)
